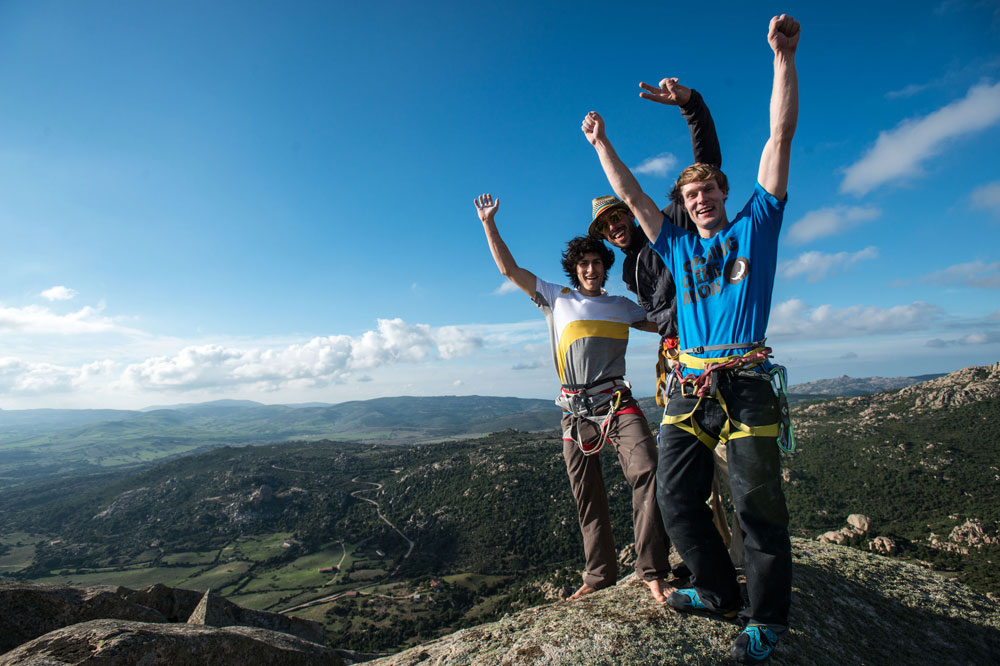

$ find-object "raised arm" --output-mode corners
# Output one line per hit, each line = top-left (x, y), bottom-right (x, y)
(757, 14), (799, 200)
(475, 193), (536, 297)
(582, 112), (663, 244)
(639, 78), (722, 168)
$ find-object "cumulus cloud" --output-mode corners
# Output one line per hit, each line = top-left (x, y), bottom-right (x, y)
(785, 206), (880, 244)
(511, 360), (544, 371)
(632, 152), (678, 177)
(924, 260), (1000, 288)
(0, 357), (77, 394)
(841, 81), (1000, 196)
(494, 281), (522, 295)
(41, 285), (78, 301)
(121, 318), (482, 392)
(971, 181), (1000, 217)
(768, 299), (943, 340)
(0, 303), (135, 335)
(779, 247), (878, 282)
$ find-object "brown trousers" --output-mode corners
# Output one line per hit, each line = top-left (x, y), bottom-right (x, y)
(562, 410), (671, 588)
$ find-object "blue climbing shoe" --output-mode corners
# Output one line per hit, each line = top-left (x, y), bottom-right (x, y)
(666, 588), (739, 619)
(731, 624), (779, 664)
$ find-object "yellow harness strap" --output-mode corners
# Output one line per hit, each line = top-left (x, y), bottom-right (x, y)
(662, 347), (780, 449)
(677, 346), (768, 371)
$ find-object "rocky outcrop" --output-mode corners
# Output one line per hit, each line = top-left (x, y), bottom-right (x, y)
(363, 538), (1000, 665)
(0, 582), (331, 664)
(116, 582), (204, 622)
(869, 536), (897, 555)
(817, 514), (870, 545)
(929, 519), (999, 555)
(793, 361), (1000, 435)
(188, 589), (325, 644)
(0, 619), (342, 666)
(0, 581), (166, 653)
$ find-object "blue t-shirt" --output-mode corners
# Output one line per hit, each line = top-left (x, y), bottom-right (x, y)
(651, 183), (785, 376)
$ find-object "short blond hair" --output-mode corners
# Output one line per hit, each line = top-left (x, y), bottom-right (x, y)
(669, 163), (729, 204)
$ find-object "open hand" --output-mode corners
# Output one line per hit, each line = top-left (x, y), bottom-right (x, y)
(474, 193), (499, 224)
(639, 78), (692, 106)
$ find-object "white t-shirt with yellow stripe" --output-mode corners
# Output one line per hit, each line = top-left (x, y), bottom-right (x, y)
(531, 277), (648, 389)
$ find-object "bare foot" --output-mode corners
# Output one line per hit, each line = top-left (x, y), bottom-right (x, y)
(645, 578), (671, 603)
(568, 583), (596, 600)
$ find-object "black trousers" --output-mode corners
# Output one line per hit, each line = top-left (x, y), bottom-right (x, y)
(656, 371), (791, 629)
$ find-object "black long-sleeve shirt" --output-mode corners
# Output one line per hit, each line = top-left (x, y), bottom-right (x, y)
(621, 89), (722, 337)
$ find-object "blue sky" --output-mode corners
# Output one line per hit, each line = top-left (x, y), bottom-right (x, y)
(2, 0), (999, 409)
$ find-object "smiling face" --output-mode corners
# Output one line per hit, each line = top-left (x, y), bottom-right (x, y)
(575, 252), (606, 296)
(680, 178), (728, 237)
(597, 207), (635, 248)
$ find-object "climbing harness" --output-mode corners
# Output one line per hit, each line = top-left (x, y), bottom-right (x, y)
(556, 378), (635, 456)
(661, 339), (795, 452)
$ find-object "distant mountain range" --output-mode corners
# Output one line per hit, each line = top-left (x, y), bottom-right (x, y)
(788, 372), (946, 396)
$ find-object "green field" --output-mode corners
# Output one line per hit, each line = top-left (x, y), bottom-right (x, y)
(0, 532), (47, 574)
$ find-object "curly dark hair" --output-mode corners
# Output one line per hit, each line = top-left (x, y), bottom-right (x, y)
(561, 236), (615, 289)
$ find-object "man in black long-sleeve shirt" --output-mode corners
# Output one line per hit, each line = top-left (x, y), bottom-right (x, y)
(588, 77), (721, 340)
(587, 77), (743, 568)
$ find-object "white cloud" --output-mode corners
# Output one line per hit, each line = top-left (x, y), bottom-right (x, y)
(632, 152), (678, 178)
(926, 330), (1000, 347)
(0, 303), (136, 335)
(120, 318), (483, 392)
(885, 80), (938, 100)
(971, 181), (1000, 217)
(779, 247), (878, 282)
(841, 81), (1000, 196)
(924, 260), (1000, 288)
(0, 357), (77, 394)
(494, 281), (522, 295)
(768, 299), (943, 340)
(41, 285), (78, 301)
(512, 360), (544, 371)
(785, 206), (881, 244)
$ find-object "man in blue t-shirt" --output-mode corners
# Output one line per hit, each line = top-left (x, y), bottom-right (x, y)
(582, 13), (800, 665)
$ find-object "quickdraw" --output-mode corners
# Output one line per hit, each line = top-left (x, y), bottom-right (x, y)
(557, 378), (632, 456)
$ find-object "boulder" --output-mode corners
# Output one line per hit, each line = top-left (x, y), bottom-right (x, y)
(0, 581), (165, 653)
(847, 514), (871, 532)
(0, 619), (342, 666)
(187, 589), (325, 645)
(869, 536), (897, 555)
(117, 583), (204, 622)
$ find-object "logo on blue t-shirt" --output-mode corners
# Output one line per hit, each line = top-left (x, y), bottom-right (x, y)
(725, 256), (750, 284)
(680, 236), (746, 304)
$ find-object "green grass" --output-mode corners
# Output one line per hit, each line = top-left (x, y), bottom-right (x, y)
(33, 565), (202, 589)
(0, 532), (48, 574)
(227, 533), (294, 561)
(160, 550), (218, 565)
(177, 561), (252, 591)
(239, 541), (347, 593)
